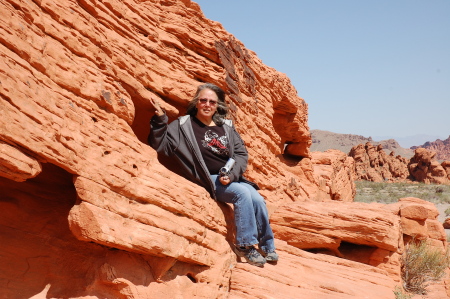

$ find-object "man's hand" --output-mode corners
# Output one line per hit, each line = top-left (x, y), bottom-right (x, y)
(150, 97), (164, 116)
(219, 175), (231, 185)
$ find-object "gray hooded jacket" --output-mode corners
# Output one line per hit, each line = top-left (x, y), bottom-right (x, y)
(148, 114), (258, 199)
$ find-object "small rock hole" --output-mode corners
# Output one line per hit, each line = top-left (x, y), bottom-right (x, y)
(186, 273), (197, 283)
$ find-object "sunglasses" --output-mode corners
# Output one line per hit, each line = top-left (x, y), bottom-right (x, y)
(198, 99), (218, 106)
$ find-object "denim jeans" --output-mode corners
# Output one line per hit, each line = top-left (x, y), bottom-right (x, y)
(210, 174), (275, 252)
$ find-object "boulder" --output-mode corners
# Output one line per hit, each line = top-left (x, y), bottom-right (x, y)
(0, 0), (448, 298)
(271, 201), (400, 253)
(442, 160), (450, 180)
(349, 142), (409, 182)
(443, 218), (450, 229)
(411, 136), (450, 161)
(0, 141), (42, 181)
(310, 149), (356, 201)
(408, 148), (449, 184)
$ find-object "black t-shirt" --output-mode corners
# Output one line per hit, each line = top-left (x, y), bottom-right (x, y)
(191, 116), (229, 174)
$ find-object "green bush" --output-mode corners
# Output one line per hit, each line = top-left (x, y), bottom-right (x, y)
(393, 286), (412, 299)
(354, 180), (450, 204)
(401, 240), (450, 295)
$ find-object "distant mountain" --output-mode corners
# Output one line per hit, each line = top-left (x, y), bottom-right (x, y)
(373, 134), (445, 149)
(310, 130), (414, 158)
(411, 136), (450, 161)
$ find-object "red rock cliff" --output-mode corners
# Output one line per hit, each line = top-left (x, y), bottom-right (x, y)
(0, 0), (448, 298)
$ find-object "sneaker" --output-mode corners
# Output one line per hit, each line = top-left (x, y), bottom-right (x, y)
(263, 250), (279, 262)
(234, 245), (266, 267)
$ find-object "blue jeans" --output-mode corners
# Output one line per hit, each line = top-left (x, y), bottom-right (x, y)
(210, 174), (275, 252)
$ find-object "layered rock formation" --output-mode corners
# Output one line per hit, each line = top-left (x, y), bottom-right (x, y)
(443, 161), (450, 180)
(0, 0), (448, 298)
(349, 142), (409, 182)
(349, 142), (450, 185)
(408, 148), (450, 184)
(271, 197), (447, 285)
(310, 149), (356, 201)
(412, 136), (450, 161)
(310, 129), (414, 158)
(310, 130), (374, 153)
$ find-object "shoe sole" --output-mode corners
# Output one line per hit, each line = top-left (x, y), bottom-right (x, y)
(265, 258), (278, 263)
(233, 248), (266, 267)
(264, 254), (279, 262)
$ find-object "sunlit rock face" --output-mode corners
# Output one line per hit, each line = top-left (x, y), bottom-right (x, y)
(408, 148), (450, 184)
(349, 142), (450, 185)
(349, 142), (409, 182)
(0, 0), (448, 298)
(310, 149), (356, 202)
(412, 136), (450, 161)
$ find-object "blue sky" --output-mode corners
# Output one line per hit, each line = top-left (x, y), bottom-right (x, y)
(194, 0), (450, 144)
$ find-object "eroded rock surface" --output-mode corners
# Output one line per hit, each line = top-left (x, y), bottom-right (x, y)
(271, 197), (448, 289)
(0, 0), (448, 298)
(349, 142), (409, 182)
(408, 148), (450, 184)
(412, 136), (450, 161)
(311, 130), (414, 159)
(349, 143), (450, 185)
(310, 149), (356, 201)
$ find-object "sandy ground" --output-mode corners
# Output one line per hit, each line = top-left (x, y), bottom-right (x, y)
(435, 203), (450, 223)
(435, 203), (450, 238)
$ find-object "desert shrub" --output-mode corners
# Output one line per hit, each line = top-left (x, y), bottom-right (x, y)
(401, 240), (450, 294)
(393, 286), (412, 299)
(355, 180), (450, 204)
(445, 207), (450, 217)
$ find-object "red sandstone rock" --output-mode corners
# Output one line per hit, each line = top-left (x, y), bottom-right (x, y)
(401, 217), (428, 240)
(349, 142), (409, 182)
(408, 148), (449, 184)
(426, 219), (446, 241)
(442, 160), (450, 180)
(310, 130), (414, 159)
(349, 142), (450, 185)
(271, 201), (400, 253)
(397, 198), (446, 251)
(0, 141), (42, 181)
(284, 141), (312, 158)
(398, 197), (440, 220)
(229, 241), (397, 299)
(400, 204), (432, 221)
(444, 218), (450, 229)
(271, 198), (447, 288)
(310, 149), (356, 201)
(411, 136), (450, 161)
(0, 0), (448, 298)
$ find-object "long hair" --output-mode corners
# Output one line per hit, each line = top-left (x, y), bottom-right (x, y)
(186, 83), (229, 125)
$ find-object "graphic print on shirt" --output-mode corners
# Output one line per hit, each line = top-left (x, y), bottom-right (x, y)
(202, 130), (229, 157)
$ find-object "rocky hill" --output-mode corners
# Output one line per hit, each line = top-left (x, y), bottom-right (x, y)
(412, 136), (450, 161)
(349, 142), (450, 184)
(311, 129), (414, 158)
(0, 0), (449, 298)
